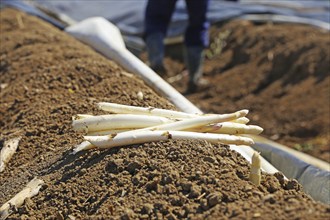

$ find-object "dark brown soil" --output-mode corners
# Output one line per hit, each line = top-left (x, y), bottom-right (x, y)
(162, 20), (330, 162)
(1, 9), (329, 219)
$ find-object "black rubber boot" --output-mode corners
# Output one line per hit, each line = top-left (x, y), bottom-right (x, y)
(184, 46), (204, 94)
(145, 33), (166, 76)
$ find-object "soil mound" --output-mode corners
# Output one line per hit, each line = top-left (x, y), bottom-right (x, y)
(165, 20), (330, 162)
(1, 9), (329, 219)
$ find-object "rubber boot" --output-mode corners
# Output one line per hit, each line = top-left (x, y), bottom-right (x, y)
(145, 33), (166, 76)
(184, 46), (205, 94)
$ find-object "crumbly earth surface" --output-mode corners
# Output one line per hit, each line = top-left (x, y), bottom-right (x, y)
(162, 20), (330, 162)
(0, 8), (329, 219)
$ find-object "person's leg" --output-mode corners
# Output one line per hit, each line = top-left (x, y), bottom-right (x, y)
(144, 0), (177, 74)
(184, 0), (210, 93)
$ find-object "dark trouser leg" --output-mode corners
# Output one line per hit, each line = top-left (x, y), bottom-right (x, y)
(144, 0), (177, 72)
(184, 0), (210, 92)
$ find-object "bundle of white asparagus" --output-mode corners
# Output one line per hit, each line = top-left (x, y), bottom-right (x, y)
(72, 102), (263, 154)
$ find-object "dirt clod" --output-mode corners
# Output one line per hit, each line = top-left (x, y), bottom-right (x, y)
(207, 192), (223, 207)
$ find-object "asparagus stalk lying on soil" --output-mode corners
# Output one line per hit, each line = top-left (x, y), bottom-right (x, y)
(189, 122), (263, 135)
(97, 102), (200, 119)
(0, 137), (21, 173)
(0, 177), (44, 219)
(72, 114), (175, 132)
(98, 102), (250, 124)
(84, 130), (255, 149)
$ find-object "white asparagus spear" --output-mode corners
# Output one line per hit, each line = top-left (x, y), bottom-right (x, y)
(0, 177), (44, 219)
(249, 152), (261, 186)
(84, 130), (254, 149)
(72, 114), (175, 132)
(97, 102), (203, 119)
(127, 109), (249, 133)
(78, 113), (250, 125)
(0, 137), (21, 173)
(98, 102), (250, 123)
(189, 122), (263, 135)
(78, 113), (249, 125)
